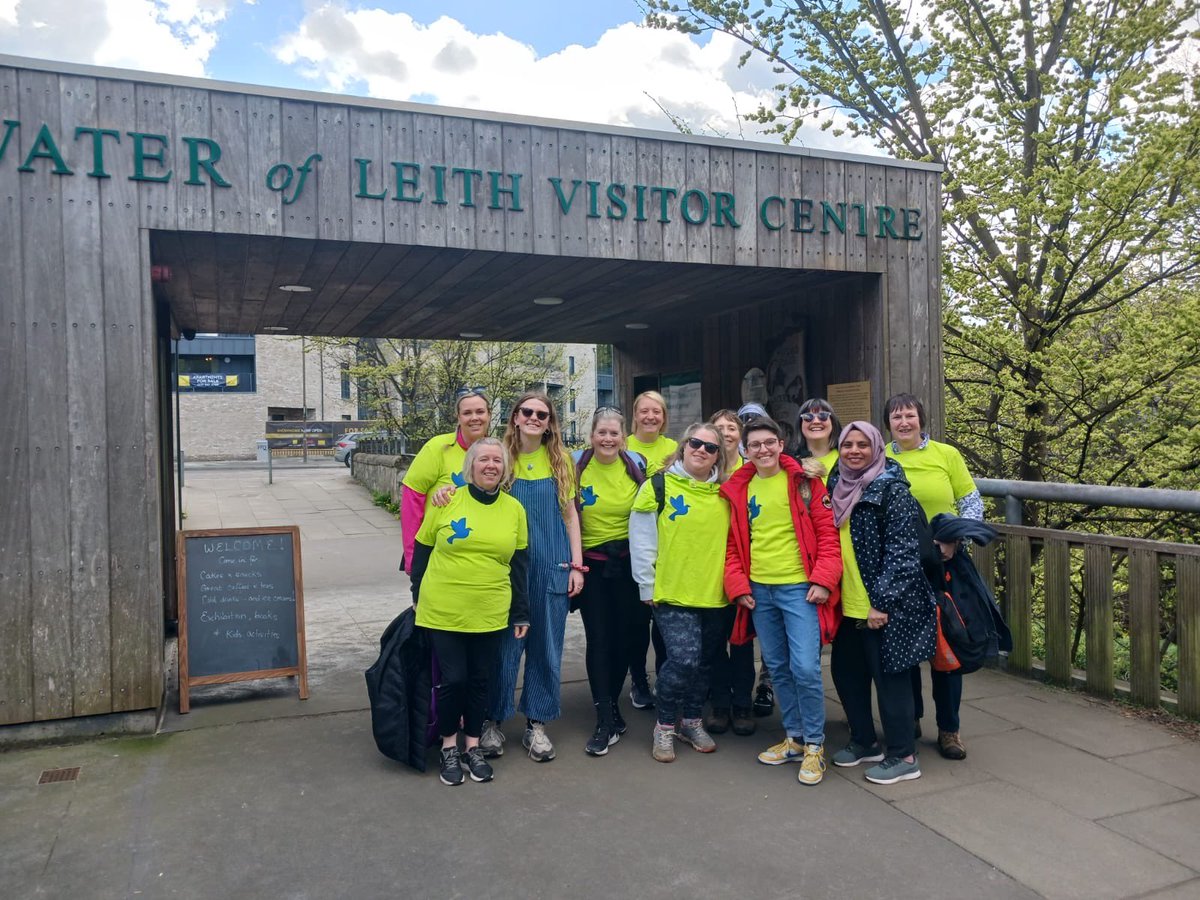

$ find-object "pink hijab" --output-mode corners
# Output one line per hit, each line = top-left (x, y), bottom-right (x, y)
(830, 421), (887, 527)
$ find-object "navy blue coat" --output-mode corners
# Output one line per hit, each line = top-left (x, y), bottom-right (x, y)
(829, 459), (937, 673)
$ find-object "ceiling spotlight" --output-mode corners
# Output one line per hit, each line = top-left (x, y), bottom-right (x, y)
(532, 297), (564, 306)
(279, 284), (312, 293)
(459, 331), (483, 339)
(625, 322), (649, 330)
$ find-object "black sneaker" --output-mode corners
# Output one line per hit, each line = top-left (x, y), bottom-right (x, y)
(611, 701), (628, 735)
(585, 723), (618, 756)
(753, 683), (775, 718)
(438, 747), (464, 786)
(630, 680), (655, 710)
(463, 746), (494, 782)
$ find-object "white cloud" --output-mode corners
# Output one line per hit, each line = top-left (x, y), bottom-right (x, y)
(0, 0), (234, 76)
(273, 4), (866, 151)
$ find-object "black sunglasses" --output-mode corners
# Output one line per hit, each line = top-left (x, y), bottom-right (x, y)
(800, 411), (832, 422)
(518, 406), (550, 422)
(686, 436), (720, 455)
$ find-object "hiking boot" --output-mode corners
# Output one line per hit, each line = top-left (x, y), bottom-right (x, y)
(757, 736), (803, 765)
(479, 719), (505, 758)
(753, 683), (775, 717)
(704, 706), (731, 734)
(610, 700), (628, 735)
(652, 723), (676, 763)
(864, 756), (922, 785)
(522, 720), (556, 762)
(676, 718), (717, 753)
(463, 746), (493, 783)
(630, 679), (655, 710)
(797, 744), (826, 786)
(938, 730), (967, 760)
(832, 741), (886, 767)
(438, 746), (464, 786)
(731, 707), (757, 736)
(585, 723), (618, 757)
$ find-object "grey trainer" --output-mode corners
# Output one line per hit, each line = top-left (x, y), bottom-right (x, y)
(676, 717), (717, 753)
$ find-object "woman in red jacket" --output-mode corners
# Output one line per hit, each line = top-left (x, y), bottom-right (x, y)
(721, 416), (842, 785)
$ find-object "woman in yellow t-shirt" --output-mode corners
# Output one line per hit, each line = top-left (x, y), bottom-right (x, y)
(792, 397), (842, 481)
(573, 407), (646, 756)
(623, 390), (676, 707)
(400, 389), (492, 575)
(630, 422), (731, 763)
(409, 437), (529, 787)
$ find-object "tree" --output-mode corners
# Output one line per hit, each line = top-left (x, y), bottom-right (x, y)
(313, 338), (579, 444)
(645, 0), (1200, 529)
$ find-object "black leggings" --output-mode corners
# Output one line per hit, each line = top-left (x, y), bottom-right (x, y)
(708, 603), (756, 709)
(577, 563), (640, 706)
(830, 617), (916, 758)
(426, 627), (504, 739)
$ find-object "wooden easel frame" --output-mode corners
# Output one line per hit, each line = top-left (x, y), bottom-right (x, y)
(177, 525), (309, 713)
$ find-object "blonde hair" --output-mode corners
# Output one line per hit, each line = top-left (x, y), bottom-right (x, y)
(632, 390), (669, 437)
(503, 391), (575, 509)
(665, 422), (730, 483)
(462, 437), (514, 491)
(590, 407), (628, 450)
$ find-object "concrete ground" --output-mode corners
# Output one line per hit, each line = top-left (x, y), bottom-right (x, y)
(2, 460), (1199, 899)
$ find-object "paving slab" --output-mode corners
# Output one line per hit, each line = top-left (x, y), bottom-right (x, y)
(895, 780), (1195, 900)
(965, 728), (1190, 819)
(1139, 877), (1200, 898)
(1110, 742), (1200, 796)
(1099, 798), (1200, 871)
(972, 689), (1183, 757)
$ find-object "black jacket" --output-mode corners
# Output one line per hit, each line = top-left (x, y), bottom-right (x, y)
(364, 607), (433, 771)
(931, 513), (1013, 663)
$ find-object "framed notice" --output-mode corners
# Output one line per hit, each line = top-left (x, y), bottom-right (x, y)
(827, 381), (873, 425)
(176, 525), (309, 712)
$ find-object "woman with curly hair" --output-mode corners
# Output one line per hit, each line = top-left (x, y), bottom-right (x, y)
(478, 391), (584, 763)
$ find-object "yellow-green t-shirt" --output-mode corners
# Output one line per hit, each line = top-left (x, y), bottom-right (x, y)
(413, 489), (528, 632)
(626, 435), (678, 476)
(817, 449), (839, 483)
(725, 454), (746, 477)
(886, 439), (975, 519)
(838, 520), (870, 618)
(402, 432), (468, 497)
(579, 457), (638, 548)
(632, 472), (728, 608)
(514, 444), (576, 499)
(748, 471), (807, 584)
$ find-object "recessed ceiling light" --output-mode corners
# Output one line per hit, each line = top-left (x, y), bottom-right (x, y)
(262, 325), (289, 332)
(532, 297), (563, 306)
(460, 331), (483, 339)
(279, 284), (312, 293)
(625, 322), (649, 330)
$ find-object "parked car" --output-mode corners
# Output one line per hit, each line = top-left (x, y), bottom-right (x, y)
(334, 431), (396, 467)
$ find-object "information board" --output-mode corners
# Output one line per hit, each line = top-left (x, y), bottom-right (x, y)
(177, 525), (309, 712)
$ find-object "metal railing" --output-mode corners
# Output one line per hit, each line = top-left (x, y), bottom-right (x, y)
(356, 435), (409, 456)
(974, 480), (1199, 717)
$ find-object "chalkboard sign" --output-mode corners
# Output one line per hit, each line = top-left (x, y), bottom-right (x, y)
(177, 525), (309, 712)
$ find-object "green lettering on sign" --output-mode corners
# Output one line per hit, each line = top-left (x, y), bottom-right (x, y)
(355, 158), (387, 200)
(128, 132), (171, 183)
(488, 171), (521, 210)
(392, 162), (423, 202)
(452, 167), (482, 207)
(875, 205), (899, 239)
(820, 201), (846, 235)
(650, 186), (677, 223)
(680, 189), (708, 225)
(0, 119), (18, 163)
(182, 136), (231, 187)
(605, 183), (627, 220)
(548, 177), (583, 214)
(902, 207), (922, 240)
(73, 126), (120, 178)
(712, 191), (739, 228)
(18, 123), (72, 175)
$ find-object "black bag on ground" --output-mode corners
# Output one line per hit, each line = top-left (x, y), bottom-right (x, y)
(364, 607), (433, 771)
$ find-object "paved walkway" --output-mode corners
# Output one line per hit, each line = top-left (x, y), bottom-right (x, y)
(2, 462), (1198, 899)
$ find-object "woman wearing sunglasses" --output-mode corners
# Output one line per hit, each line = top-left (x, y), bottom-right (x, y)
(478, 392), (583, 764)
(791, 398), (842, 480)
(572, 407), (646, 756)
(400, 389), (492, 576)
(629, 423), (732, 762)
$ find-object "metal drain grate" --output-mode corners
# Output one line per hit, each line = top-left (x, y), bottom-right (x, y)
(37, 767), (81, 785)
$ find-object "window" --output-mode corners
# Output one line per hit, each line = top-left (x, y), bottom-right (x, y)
(340, 363), (351, 400)
(569, 355), (576, 375)
(569, 392), (576, 413)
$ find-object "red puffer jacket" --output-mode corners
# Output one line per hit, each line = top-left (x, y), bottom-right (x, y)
(720, 455), (844, 645)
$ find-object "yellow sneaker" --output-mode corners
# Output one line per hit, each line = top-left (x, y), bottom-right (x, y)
(757, 736), (803, 765)
(797, 743), (826, 785)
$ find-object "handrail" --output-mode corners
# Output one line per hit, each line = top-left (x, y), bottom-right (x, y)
(977, 478), (1200, 513)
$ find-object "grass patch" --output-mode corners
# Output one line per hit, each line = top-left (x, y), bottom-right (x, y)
(372, 490), (399, 517)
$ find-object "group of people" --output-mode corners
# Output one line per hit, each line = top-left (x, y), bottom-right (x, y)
(401, 386), (984, 789)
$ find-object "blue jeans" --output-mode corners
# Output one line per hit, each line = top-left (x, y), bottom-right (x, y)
(751, 581), (824, 745)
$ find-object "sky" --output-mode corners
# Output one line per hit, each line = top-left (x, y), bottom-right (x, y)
(0, 0), (865, 151)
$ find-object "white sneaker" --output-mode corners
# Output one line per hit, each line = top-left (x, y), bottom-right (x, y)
(479, 719), (505, 758)
(522, 721), (556, 762)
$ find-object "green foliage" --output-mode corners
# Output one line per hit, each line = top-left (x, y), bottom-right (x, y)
(371, 489), (399, 517)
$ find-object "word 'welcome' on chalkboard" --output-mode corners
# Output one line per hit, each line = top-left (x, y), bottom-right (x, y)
(177, 525), (309, 713)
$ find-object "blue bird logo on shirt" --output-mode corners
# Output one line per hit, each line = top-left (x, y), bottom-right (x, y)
(748, 495), (762, 523)
(668, 495), (689, 521)
(580, 485), (598, 507)
(451, 471), (466, 488)
(447, 518), (472, 544)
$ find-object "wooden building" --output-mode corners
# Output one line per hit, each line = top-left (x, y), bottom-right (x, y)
(0, 55), (942, 727)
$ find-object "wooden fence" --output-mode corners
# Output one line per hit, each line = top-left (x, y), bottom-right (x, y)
(976, 524), (1200, 718)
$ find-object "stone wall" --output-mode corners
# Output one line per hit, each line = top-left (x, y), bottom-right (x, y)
(352, 453), (412, 501)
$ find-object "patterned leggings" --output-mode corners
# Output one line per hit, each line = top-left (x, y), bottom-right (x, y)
(652, 605), (726, 726)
